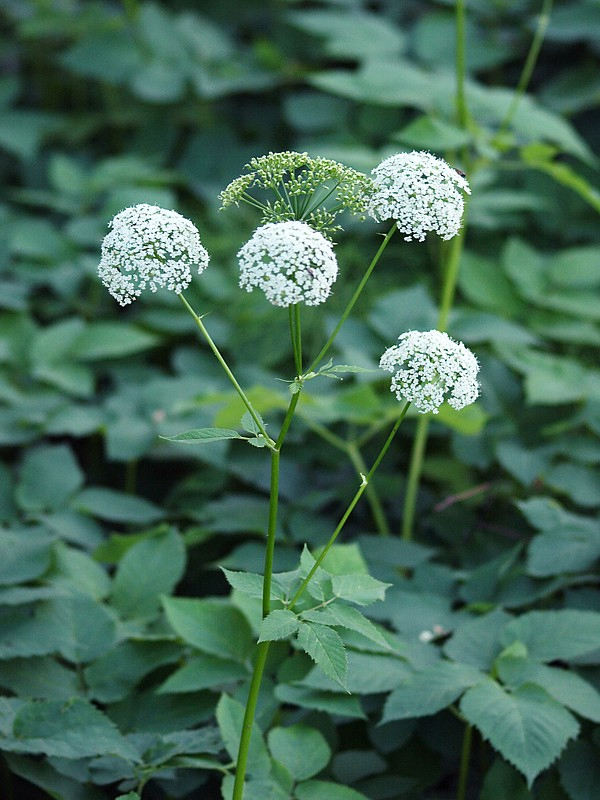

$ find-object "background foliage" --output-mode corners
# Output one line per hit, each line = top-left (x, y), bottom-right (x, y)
(0, 0), (599, 798)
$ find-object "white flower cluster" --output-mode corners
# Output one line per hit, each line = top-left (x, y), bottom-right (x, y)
(98, 204), (210, 306)
(237, 221), (338, 307)
(379, 330), (479, 414)
(368, 151), (471, 242)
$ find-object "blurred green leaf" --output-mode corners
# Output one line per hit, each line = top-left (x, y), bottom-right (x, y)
(111, 528), (186, 619)
(162, 596), (254, 662)
(16, 444), (84, 513)
(73, 487), (163, 524)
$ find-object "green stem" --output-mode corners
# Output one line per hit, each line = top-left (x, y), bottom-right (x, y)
(232, 388), (300, 799)
(289, 402), (409, 609)
(455, 0), (470, 130)
(179, 293), (275, 449)
(290, 304), (303, 375)
(456, 723), (472, 800)
(437, 201), (470, 333)
(401, 415), (430, 541)
(346, 441), (391, 537)
(231, 641), (271, 800)
(307, 223), (397, 373)
(496, 0), (553, 140)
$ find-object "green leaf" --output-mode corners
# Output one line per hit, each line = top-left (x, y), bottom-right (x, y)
(559, 740), (600, 800)
(289, 9), (404, 59)
(52, 542), (110, 600)
(527, 522), (600, 577)
(70, 322), (159, 360)
(0, 656), (79, 701)
(158, 653), (248, 693)
(545, 462), (600, 508)
(443, 608), (512, 670)
(258, 610), (300, 642)
(549, 245), (600, 288)
(268, 724), (331, 781)
(5, 698), (139, 761)
(381, 660), (483, 723)
(331, 574), (390, 606)
(480, 758), (532, 800)
(302, 651), (412, 695)
(500, 610), (600, 663)
(162, 596), (254, 662)
(312, 543), (368, 576)
(295, 779), (369, 800)
(302, 604), (391, 650)
(4, 752), (106, 800)
(222, 568), (270, 600)
(394, 114), (472, 150)
(111, 528), (185, 619)
(73, 487), (163, 524)
(117, 794), (141, 800)
(296, 621), (348, 689)
(497, 656), (600, 723)
(84, 640), (182, 703)
(274, 685), (365, 719)
(460, 680), (579, 787)
(16, 444), (84, 513)
(36, 594), (118, 664)
(161, 427), (245, 443)
(216, 694), (271, 779)
(0, 526), (55, 586)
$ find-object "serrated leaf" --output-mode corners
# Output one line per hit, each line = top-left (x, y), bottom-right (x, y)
(5, 698), (139, 761)
(297, 621), (348, 689)
(301, 604), (390, 650)
(259, 610), (299, 642)
(497, 656), (600, 723)
(240, 410), (266, 435)
(331, 574), (391, 606)
(161, 427), (245, 443)
(460, 680), (579, 787)
(500, 610), (600, 662)
(320, 364), (378, 376)
(381, 660), (483, 723)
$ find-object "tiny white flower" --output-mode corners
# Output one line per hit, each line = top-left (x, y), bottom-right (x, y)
(237, 221), (339, 307)
(379, 330), (479, 414)
(418, 630), (435, 643)
(368, 151), (471, 242)
(98, 203), (210, 306)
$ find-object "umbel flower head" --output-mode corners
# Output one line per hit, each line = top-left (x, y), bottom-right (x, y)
(380, 330), (479, 414)
(220, 151), (374, 239)
(237, 220), (338, 307)
(98, 204), (210, 306)
(368, 151), (471, 242)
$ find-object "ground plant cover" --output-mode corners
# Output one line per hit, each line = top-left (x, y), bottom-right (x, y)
(0, 1), (599, 799)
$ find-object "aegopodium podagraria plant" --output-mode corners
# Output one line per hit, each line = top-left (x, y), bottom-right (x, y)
(98, 150), (475, 800)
